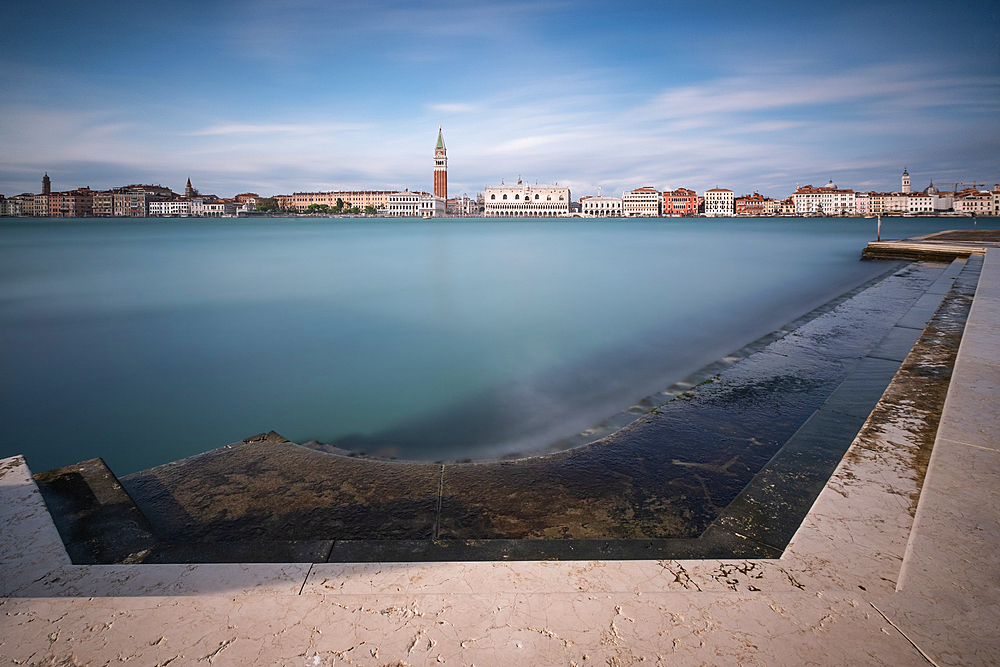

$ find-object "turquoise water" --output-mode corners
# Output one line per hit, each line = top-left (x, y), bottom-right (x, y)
(1, 216), (994, 475)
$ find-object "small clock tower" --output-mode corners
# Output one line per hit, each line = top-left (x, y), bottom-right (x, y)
(434, 127), (447, 200)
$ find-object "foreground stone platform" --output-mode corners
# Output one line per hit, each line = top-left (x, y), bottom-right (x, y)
(863, 227), (1000, 260)
(2, 247), (998, 665)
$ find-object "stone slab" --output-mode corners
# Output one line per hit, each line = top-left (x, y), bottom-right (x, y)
(866, 326), (923, 362)
(818, 356), (901, 418)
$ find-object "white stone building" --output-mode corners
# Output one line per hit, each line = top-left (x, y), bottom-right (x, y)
(386, 191), (444, 217)
(954, 192), (993, 216)
(203, 201), (236, 217)
(419, 193), (446, 217)
(703, 188), (734, 216)
(580, 195), (623, 217)
(906, 193), (934, 214)
(483, 182), (570, 217)
(149, 198), (192, 217)
(622, 187), (661, 217)
(792, 182), (855, 215)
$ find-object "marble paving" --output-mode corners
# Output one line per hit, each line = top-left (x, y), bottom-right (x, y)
(1, 248), (998, 665)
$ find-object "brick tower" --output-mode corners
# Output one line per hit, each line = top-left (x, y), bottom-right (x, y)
(434, 126), (447, 200)
(42, 173), (51, 195)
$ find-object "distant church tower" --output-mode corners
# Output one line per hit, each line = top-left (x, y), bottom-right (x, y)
(42, 173), (51, 196)
(902, 168), (910, 194)
(185, 178), (194, 198)
(434, 127), (448, 200)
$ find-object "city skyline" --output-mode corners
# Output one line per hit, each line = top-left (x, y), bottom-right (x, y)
(1, 0), (998, 199)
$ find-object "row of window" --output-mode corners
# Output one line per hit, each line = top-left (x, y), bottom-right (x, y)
(489, 193), (565, 201)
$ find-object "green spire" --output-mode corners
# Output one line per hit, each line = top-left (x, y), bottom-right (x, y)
(436, 126), (445, 150)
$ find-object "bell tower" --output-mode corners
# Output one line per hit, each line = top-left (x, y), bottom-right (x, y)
(42, 173), (51, 195)
(434, 127), (447, 200)
(902, 168), (910, 194)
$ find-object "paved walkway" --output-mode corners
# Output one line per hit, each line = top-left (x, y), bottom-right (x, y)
(2, 249), (998, 666)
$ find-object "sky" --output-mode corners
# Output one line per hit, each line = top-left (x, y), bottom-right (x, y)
(1, 0), (998, 200)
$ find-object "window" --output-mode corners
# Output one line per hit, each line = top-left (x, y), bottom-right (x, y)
(535, 194), (540, 200)
(491, 194), (496, 200)
(559, 196), (564, 201)
(515, 194), (520, 200)
(502, 194), (507, 200)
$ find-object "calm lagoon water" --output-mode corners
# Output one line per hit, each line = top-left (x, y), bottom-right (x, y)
(1, 216), (994, 475)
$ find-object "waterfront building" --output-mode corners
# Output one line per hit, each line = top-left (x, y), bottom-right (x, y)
(149, 197), (192, 217)
(907, 193), (934, 214)
(434, 127), (447, 201)
(902, 168), (911, 194)
(954, 190), (993, 216)
(792, 182), (855, 215)
(661, 188), (698, 216)
(762, 197), (781, 216)
(0, 196), (18, 217)
(92, 191), (114, 217)
(446, 195), (479, 217)
(855, 192), (870, 217)
(386, 191), (420, 216)
(33, 194), (49, 217)
(483, 181), (570, 217)
(882, 193), (908, 214)
(47, 188), (94, 217)
(385, 190), (444, 217)
(778, 197), (795, 215)
(622, 186), (661, 217)
(113, 191), (148, 217)
(274, 190), (396, 212)
(420, 193), (446, 217)
(734, 193), (767, 216)
(580, 195), (623, 217)
(993, 185), (1000, 216)
(203, 200), (236, 217)
(234, 193), (259, 210)
(703, 188), (734, 216)
(1, 194), (34, 216)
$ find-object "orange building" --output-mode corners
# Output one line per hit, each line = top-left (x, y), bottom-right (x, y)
(661, 188), (699, 216)
(48, 188), (94, 217)
(735, 192), (766, 216)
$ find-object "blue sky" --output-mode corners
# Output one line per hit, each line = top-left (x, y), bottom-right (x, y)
(1, 0), (997, 199)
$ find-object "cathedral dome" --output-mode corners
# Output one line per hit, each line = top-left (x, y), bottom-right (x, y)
(924, 181), (939, 195)
(825, 180), (837, 189)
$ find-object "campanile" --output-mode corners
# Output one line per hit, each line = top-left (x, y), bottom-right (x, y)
(434, 126), (447, 200)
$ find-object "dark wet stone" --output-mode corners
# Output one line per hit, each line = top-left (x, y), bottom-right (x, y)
(867, 327), (923, 362)
(712, 410), (868, 551)
(34, 458), (159, 564)
(142, 540), (333, 564)
(819, 357), (902, 419)
(120, 432), (441, 543)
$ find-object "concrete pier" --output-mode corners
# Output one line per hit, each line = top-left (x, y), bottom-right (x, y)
(2, 244), (998, 665)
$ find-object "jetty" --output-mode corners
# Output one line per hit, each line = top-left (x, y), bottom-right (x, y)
(2, 232), (998, 665)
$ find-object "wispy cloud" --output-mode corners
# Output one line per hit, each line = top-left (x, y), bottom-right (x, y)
(188, 122), (369, 136)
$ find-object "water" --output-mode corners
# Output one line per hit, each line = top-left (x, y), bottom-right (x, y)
(1, 216), (993, 475)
